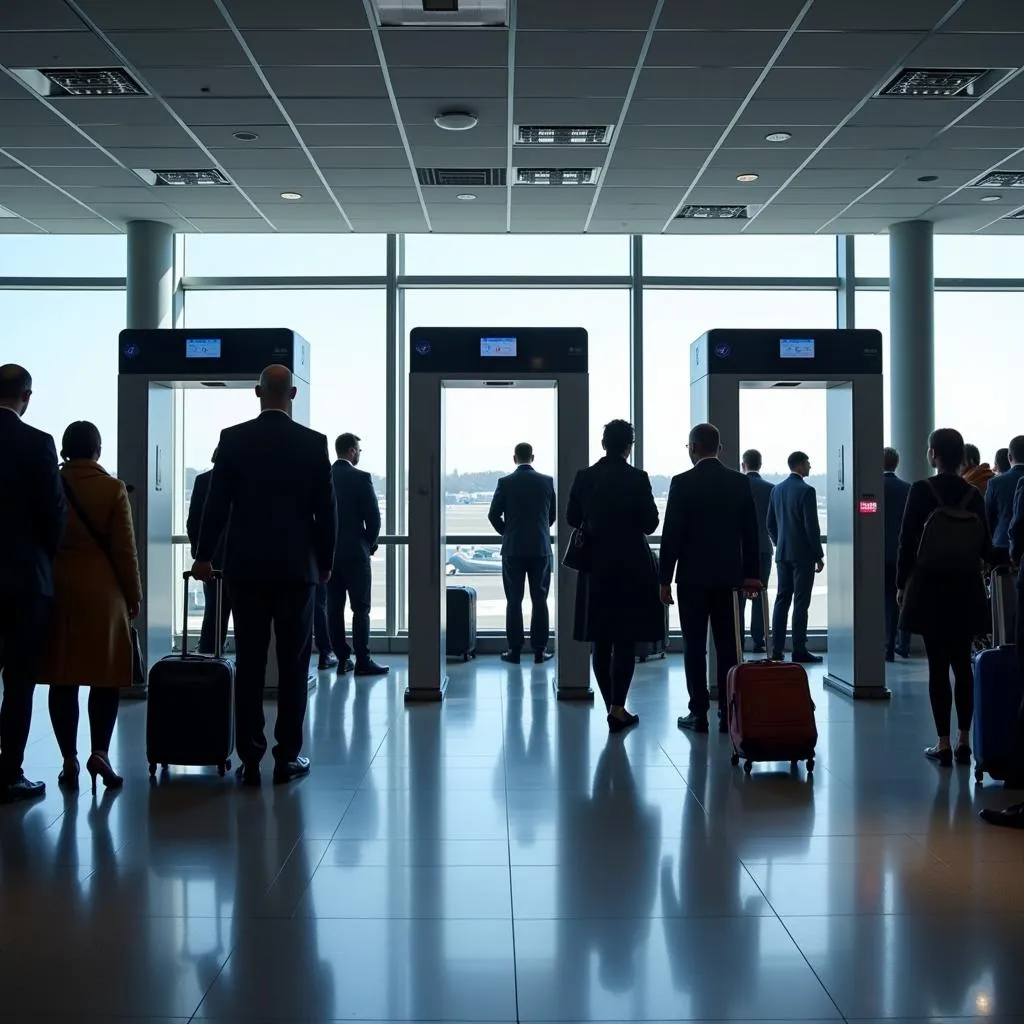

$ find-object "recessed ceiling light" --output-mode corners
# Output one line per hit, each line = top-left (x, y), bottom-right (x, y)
(434, 110), (478, 131)
(765, 132), (791, 143)
(917, 174), (939, 182)
(233, 130), (259, 141)
(280, 191), (302, 200)
(981, 194), (1003, 202)
(455, 193), (477, 201)
(736, 173), (759, 183)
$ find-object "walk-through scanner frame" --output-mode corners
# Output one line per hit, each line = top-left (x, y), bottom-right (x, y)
(117, 328), (310, 692)
(407, 327), (591, 703)
(690, 328), (888, 700)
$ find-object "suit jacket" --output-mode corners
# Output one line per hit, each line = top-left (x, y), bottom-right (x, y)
(0, 408), (66, 597)
(746, 472), (775, 557)
(985, 463), (1024, 548)
(883, 471), (912, 565)
(331, 459), (381, 564)
(488, 464), (556, 558)
(660, 458), (760, 589)
(196, 410), (337, 583)
(1009, 475), (1024, 567)
(185, 468), (226, 565)
(767, 473), (824, 565)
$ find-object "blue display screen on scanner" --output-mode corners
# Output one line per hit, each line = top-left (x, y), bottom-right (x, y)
(186, 338), (221, 359)
(780, 338), (815, 359)
(480, 337), (517, 357)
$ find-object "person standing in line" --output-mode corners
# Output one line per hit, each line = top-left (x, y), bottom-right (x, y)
(985, 435), (1024, 558)
(961, 443), (994, 497)
(767, 451), (824, 664)
(739, 449), (774, 654)
(328, 432), (388, 676)
(995, 448), (1011, 476)
(193, 365), (337, 786)
(660, 424), (761, 735)
(186, 447), (231, 655)
(883, 447), (912, 662)
(0, 364), (66, 804)
(566, 419), (661, 732)
(312, 583), (338, 672)
(488, 442), (557, 665)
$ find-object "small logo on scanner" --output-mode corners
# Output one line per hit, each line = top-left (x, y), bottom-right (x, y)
(123, 343), (139, 359)
(714, 342), (731, 359)
(415, 342), (431, 356)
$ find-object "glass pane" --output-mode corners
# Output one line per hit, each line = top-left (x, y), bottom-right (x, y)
(183, 234), (386, 277)
(854, 290), (891, 443)
(934, 236), (1024, 279)
(643, 234), (837, 277)
(3, 290), (124, 471)
(403, 234), (629, 276)
(854, 234), (889, 278)
(0, 235), (126, 276)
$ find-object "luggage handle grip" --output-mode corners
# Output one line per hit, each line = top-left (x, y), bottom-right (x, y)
(732, 584), (771, 666)
(181, 570), (224, 658)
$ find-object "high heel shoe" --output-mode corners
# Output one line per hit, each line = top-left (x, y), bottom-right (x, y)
(86, 753), (123, 795)
(57, 758), (80, 791)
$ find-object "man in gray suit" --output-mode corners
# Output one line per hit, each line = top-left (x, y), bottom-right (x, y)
(739, 449), (775, 653)
(767, 450), (824, 664)
(488, 442), (557, 665)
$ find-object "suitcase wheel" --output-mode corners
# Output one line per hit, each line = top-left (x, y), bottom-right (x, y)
(730, 754), (740, 767)
(462, 653), (469, 662)
(148, 763), (157, 777)
(975, 767), (984, 784)
(743, 760), (753, 774)
(806, 758), (815, 773)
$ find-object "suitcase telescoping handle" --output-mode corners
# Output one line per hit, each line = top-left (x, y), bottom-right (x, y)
(992, 564), (1012, 647)
(182, 569), (224, 658)
(731, 584), (770, 665)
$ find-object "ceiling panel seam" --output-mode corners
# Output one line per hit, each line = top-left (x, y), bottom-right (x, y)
(742, 0), (971, 231)
(62, 0), (278, 232)
(504, 0), (517, 233)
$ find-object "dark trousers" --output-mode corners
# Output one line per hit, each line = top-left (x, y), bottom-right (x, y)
(772, 560), (815, 655)
(0, 593), (50, 784)
(1012, 575), (1024, 781)
(229, 580), (315, 766)
(327, 557), (372, 662)
(502, 555), (552, 653)
(198, 578), (231, 655)
(592, 640), (636, 710)
(922, 630), (974, 736)
(739, 552), (773, 648)
(884, 561), (910, 657)
(48, 687), (120, 757)
(678, 586), (737, 718)
(313, 581), (332, 654)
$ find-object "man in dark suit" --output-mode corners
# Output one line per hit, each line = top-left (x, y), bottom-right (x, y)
(883, 446), (912, 662)
(327, 432), (387, 676)
(186, 447), (232, 655)
(659, 423), (761, 734)
(488, 442), (557, 665)
(193, 365), (337, 786)
(985, 434), (1024, 557)
(767, 450), (824, 664)
(0, 364), (66, 803)
(739, 449), (775, 654)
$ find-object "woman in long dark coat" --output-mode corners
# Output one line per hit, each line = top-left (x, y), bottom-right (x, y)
(566, 419), (662, 732)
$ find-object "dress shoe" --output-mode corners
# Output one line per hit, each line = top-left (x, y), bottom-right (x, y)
(533, 650), (554, 664)
(273, 756), (311, 785)
(771, 650), (785, 661)
(980, 802), (1024, 829)
(955, 744), (973, 766)
(58, 757), (80, 791)
(318, 651), (339, 671)
(354, 659), (389, 677)
(236, 762), (261, 786)
(607, 711), (639, 734)
(791, 650), (823, 664)
(338, 657), (355, 674)
(924, 744), (953, 767)
(0, 775), (45, 805)
(500, 651), (521, 665)
(677, 713), (709, 734)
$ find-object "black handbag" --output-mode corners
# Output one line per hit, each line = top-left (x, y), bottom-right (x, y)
(561, 466), (611, 573)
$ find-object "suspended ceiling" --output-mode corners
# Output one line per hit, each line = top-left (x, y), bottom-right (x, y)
(1, 0), (1024, 235)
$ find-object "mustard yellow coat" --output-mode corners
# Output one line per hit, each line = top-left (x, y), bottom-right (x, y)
(44, 460), (142, 688)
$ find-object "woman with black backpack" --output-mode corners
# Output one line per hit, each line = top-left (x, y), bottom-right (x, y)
(897, 428), (996, 767)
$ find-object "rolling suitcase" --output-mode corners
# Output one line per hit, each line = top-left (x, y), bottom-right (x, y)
(726, 589), (817, 775)
(146, 571), (234, 777)
(973, 566), (1021, 784)
(446, 585), (477, 661)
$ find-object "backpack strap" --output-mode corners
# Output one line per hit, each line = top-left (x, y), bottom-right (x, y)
(925, 476), (975, 511)
(957, 488), (975, 510)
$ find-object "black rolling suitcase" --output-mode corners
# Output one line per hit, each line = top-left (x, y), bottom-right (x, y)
(446, 585), (477, 661)
(146, 571), (234, 778)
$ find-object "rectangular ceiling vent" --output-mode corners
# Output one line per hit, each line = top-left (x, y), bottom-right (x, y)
(370, 0), (507, 26)
(878, 67), (999, 98)
(514, 168), (599, 185)
(135, 168), (231, 187)
(10, 66), (146, 98)
(515, 125), (614, 146)
(971, 170), (1024, 188)
(417, 167), (506, 186)
(676, 204), (749, 220)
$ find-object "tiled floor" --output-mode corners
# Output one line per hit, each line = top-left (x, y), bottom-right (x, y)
(4, 652), (1024, 1023)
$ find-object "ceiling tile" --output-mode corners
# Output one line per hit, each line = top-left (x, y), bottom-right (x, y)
(599, 167), (693, 187)
(800, 0), (954, 30)
(322, 168), (414, 186)
(223, 0), (370, 29)
(514, 98), (622, 123)
(78, 0), (227, 30)
(831, 125), (942, 148)
(791, 167), (890, 188)
(714, 145), (820, 168)
(912, 32), (1024, 67)
(955, 101), (1024, 129)
(778, 32), (924, 67)
(518, 0), (660, 30)
(405, 123), (506, 147)
(166, 97), (284, 125)
(929, 127), (1024, 149)
(100, 147), (207, 167)
(381, 29), (507, 67)
(739, 98), (859, 125)
(34, 219), (122, 233)
(0, 100), (68, 127)
(222, 30), (376, 67)
(141, 66), (268, 98)
(647, 30), (787, 67)
(0, 0), (87, 30)
(517, 31), (647, 68)
(41, 165), (146, 187)
(902, 147), (1017, 169)
(398, 95), (506, 125)
(410, 147), (506, 168)
(188, 217), (275, 231)
(2, 147), (113, 167)
(209, 148), (312, 171)
(515, 68), (634, 98)
(615, 125), (723, 148)
(725, 125), (834, 147)
(659, 0), (808, 30)
(849, 98), (981, 128)
(264, 66), (391, 99)
(804, 147), (917, 169)
(85, 123), (202, 148)
(624, 99), (741, 126)
(189, 124), (298, 148)
(283, 98), (396, 125)
(942, 0), (1024, 32)
(754, 67), (887, 100)
(0, 30), (116, 66)
(306, 147), (410, 169)
(51, 96), (177, 126)
(298, 124), (403, 147)
(635, 67), (762, 100)
(109, 31), (247, 67)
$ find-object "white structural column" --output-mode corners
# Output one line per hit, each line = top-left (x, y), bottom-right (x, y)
(889, 220), (935, 482)
(126, 220), (174, 329)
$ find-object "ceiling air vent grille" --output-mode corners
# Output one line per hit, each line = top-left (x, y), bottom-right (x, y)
(514, 167), (599, 185)
(370, 0), (508, 26)
(515, 125), (613, 146)
(878, 67), (992, 98)
(10, 66), (147, 98)
(416, 167), (506, 187)
(676, 205), (749, 220)
(972, 171), (1024, 188)
(137, 168), (231, 186)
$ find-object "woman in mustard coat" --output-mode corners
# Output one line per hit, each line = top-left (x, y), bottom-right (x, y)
(45, 421), (141, 793)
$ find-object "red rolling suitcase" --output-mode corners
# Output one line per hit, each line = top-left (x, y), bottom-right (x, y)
(726, 589), (817, 775)
(146, 571), (234, 778)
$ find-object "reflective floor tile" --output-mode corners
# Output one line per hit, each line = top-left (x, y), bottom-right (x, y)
(325, 838), (510, 867)
(735, 832), (940, 866)
(194, 918), (517, 1020)
(332, 788), (511, 840)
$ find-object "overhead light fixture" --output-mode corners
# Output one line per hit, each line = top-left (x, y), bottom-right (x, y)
(971, 170), (1024, 188)
(515, 125), (614, 146)
(736, 173), (760, 183)
(765, 132), (791, 143)
(514, 167), (599, 185)
(135, 168), (230, 186)
(370, 0), (508, 26)
(10, 65), (146, 98)
(981, 194), (1003, 202)
(280, 191), (303, 200)
(677, 205), (749, 220)
(233, 130), (259, 141)
(917, 174), (939, 182)
(878, 67), (993, 98)
(0, 205), (19, 219)
(434, 110), (478, 131)
(455, 193), (477, 201)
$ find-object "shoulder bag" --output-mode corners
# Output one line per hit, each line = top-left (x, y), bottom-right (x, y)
(562, 465), (611, 573)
